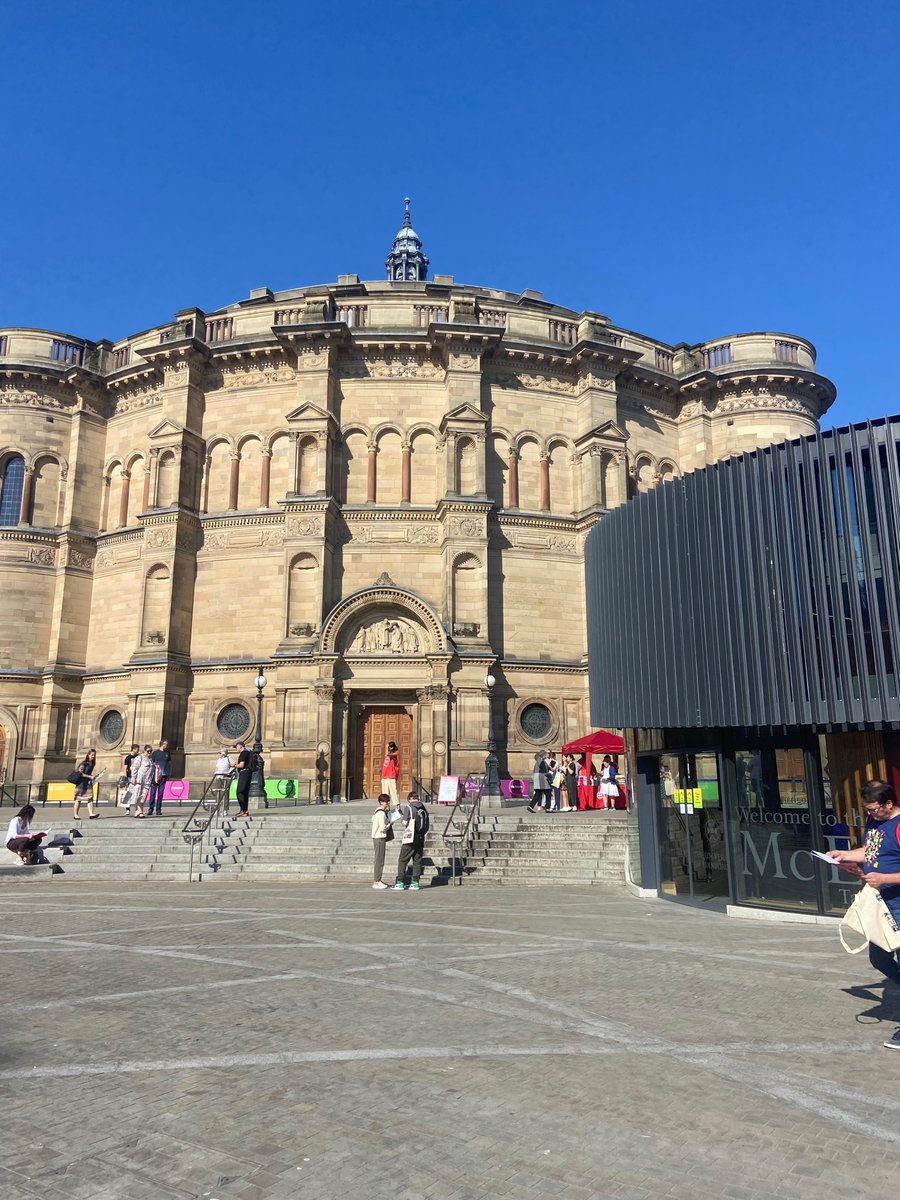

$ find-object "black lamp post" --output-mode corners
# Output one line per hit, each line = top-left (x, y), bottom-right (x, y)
(483, 672), (501, 806)
(248, 667), (267, 807)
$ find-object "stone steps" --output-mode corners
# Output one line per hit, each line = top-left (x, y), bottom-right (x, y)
(25, 807), (630, 887)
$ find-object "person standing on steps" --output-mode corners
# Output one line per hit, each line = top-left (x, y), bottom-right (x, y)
(381, 740), (400, 806)
(72, 748), (98, 821)
(393, 790), (430, 889)
(146, 739), (171, 817)
(120, 743), (140, 814)
(130, 746), (154, 818)
(233, 741), (253, 818)
(371, 793), (394, 889)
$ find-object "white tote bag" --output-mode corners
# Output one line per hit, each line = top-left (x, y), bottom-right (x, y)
(838, 884), (900, 955)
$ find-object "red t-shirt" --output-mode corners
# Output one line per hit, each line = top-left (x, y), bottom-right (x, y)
(382, 753), (400, 779)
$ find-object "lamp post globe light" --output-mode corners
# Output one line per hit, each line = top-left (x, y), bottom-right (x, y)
(483, 671), (502, 808)
(248, 668), (268, 808)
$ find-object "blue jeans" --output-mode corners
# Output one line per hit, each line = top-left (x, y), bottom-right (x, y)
(146, 777), (167, 815)
(869, 893), (900, 988)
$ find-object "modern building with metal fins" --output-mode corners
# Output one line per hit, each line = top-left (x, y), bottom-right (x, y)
(585, 416), (900, 918)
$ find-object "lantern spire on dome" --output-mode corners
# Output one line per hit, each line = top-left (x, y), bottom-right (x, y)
(386, 197), (429, 282)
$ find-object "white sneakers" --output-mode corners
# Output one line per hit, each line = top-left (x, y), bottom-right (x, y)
(372, 880), (389, 889)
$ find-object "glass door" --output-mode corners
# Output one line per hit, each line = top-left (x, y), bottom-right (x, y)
(657, 751), (728, 902)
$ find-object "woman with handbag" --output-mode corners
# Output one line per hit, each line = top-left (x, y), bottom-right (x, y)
(827, 779), (900, 1051)
(72, 748), (98, 821)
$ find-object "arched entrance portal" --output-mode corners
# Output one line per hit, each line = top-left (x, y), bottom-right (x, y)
(353, 703), (414, 800)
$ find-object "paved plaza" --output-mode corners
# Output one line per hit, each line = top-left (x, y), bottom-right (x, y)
(2, 882), (900, 1200)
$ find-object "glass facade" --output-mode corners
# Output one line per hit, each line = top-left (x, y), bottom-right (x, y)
(638, 728), (900, 916)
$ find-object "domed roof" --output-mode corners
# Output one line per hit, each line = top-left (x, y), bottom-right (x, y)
(385, 197), (429, 282)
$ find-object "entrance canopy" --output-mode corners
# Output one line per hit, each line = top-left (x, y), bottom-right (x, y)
(561, 729), (624, 757)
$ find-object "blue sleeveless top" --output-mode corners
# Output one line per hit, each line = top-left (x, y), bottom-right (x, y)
(863, 811), (900, 905)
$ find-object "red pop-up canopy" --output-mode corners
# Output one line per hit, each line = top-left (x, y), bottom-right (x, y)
(561, 729), (624, 757)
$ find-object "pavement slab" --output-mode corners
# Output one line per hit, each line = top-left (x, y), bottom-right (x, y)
(1, 882), (899, 1199)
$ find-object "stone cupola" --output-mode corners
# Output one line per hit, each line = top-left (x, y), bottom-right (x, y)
(385, 197), (429, 282)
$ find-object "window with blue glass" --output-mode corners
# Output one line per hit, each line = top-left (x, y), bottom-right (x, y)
(0, 455), (25, 525)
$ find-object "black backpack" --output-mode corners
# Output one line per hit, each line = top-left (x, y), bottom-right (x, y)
(412, 802), (430, 837)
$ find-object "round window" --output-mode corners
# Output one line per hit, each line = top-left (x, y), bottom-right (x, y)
(520, 702), (553, 741)
(98, 709), (125, 746)
(216, 703), (251, 741)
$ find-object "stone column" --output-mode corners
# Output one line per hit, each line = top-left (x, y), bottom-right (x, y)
(148, 447), (160, 509)
(260, 449), (271, 508)
(444, 433), (457, 496)
(118, 471), (131, 528)
(18, 468), (34, 525)
(289, 431), (301, 493)
(227, 453), (240, 510)
(366, 445), (377, 504)
(539, 455), (550, 512)
(507, 451), (519, 508)
(401, 444), (411, 503)
(474, 433), (486, 496)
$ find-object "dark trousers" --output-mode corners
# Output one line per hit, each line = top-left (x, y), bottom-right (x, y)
(236, 769), (252, 813)
(397, 838), (424, 882)
(373, 839), (387, 882)
(146, 777), (167, 815)
(7, 836), (43, 862)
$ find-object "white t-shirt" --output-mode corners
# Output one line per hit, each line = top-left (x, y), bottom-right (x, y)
(215, 754), (233, 776)
(6, 816), (29, 843)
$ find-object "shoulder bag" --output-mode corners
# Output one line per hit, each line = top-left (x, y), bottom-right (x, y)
(839, 884), (900, 954)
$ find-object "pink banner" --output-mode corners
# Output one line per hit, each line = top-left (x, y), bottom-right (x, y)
(161, 779), (191, 802)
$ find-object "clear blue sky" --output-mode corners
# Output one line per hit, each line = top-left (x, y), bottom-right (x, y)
(2, 0), (897, 429)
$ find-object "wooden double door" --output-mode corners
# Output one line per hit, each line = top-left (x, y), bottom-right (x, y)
(354, 707), (413, 800)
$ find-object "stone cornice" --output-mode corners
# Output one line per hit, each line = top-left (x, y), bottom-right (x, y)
(501, 659), (587, 675)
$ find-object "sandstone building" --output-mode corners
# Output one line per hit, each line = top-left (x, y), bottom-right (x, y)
(0, 204), (835, 796)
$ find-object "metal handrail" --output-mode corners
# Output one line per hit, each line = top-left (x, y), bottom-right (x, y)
(182, 774), (229, 881)
(441, 774), (484, 885)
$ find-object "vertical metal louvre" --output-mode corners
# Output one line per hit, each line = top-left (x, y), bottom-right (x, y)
(585, 417), (900, 729)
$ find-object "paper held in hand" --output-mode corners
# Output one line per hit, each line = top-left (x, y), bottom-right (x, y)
(810, 850), (864, 877)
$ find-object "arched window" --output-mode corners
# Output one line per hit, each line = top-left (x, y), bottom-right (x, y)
(455, 438), (477, 495)
(156, 451), (178, 509)
(409, 431), (437, 505)
(287, 553), (318, 635)
(452, 552), (483, 633)
(141, 564), (170, 645)
(0, 455), (25, 526)
(31, 456), (61, 527)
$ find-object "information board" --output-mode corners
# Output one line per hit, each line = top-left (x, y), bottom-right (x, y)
(437, 775), (461, 804)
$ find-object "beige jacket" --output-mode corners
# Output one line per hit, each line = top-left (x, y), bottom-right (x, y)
(371, 808), (391, 839)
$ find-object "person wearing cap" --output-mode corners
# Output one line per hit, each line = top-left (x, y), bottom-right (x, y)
(233, 742), (252, 817)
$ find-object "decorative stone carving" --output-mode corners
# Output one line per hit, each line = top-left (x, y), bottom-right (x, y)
(452, 622), (480, 637)
(349, 617), (420, 655)
(374, 571), (395, 587)
(221, 364), (294, 390)
(340, 352), (443, 380)
(0, 386), (68, 411)
(68, 549), (93, 570)
(204, 531), (229, 551)
(287, 517), (323, 537)
(95, 549), (115, 570)
(144, 630), (165, 645)
(314, 683), (336, 701)
(547, 535), (577, 553)
(450, 518), (482, 537)
(489, 370), (576, 394)
(28, 546), (55, 566)
(289, 622), (315, 636)
(407, 525), (439, 545)
(146, 527), (174, 548)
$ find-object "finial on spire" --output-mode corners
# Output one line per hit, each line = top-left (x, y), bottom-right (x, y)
(403, 197), (412, 227)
